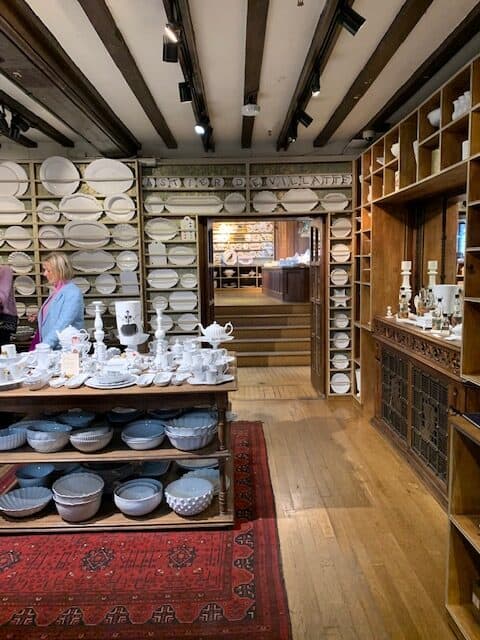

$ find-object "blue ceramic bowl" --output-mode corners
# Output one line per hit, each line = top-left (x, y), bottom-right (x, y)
(16, 463), (55, 488)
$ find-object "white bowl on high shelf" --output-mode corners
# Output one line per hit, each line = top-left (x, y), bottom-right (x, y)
(427, 108), (441, 127)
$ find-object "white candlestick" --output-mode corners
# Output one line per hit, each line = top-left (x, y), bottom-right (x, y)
(92, 301), (106, 362)
(427, 260), (438, 288)
(400, 261), (412, 303)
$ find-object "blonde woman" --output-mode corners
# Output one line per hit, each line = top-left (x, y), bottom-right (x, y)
(29, 253), (84, 350)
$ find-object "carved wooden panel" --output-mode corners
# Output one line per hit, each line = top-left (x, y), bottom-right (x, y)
(380, 347), (409, 441)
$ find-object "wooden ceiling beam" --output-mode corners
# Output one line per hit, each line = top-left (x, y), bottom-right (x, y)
(0, 89), (73, 146)
(276, 0), (346, 152)
(241, 0), (269, 149)
(356, 2), (480, 139)
(0, 130), (37, 148)
(314, 0), (434, 147)
(0, 0), (140, 157)
(78, 0), (177, 150)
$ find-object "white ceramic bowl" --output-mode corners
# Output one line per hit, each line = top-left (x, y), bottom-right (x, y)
(53, 494), (102, 522)
(16, 463), (55, 488)
(52, 472), (104, 504)
(121, 420), (165, 450)
(27, 425), (71, 453)
(165, 425), (217, 451)
(0, 486), (52, 517)
(427, 108), (441, 127)
(0, 426), (27, 450)
(26, 422), (72, 440)
(167, 410), (217, 432)
(58, 409), (96, 428)
(164, 477), (214, 516)
(114, 478), (163, 516)
(70, 428), (113, 453)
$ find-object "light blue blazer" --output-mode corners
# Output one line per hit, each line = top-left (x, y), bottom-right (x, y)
(39, 282), (84, 349)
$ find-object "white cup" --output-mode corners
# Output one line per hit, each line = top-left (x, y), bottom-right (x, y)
(206, 368), (217, 385)
(191, 364), (205, 382)
(462, 140), (470, 160)
(35, 343), (51, 370)
(215, 361), (228, 377)
(1, 344), (16, 358)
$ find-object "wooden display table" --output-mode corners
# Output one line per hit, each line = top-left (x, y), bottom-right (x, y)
(0, 376), (237, 533)
(262, 265), (310, 302)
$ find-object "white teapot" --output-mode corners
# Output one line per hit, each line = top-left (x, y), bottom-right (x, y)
(57, 325), (89, 342)
(198, 321), (234, 341)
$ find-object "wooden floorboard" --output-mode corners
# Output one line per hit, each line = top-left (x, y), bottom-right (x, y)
(232, 366), (454, 640)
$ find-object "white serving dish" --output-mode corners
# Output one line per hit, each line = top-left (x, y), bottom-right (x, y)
(252, 190), (277, 213)
(330, 268), (349, 285)
(59, 193), (102, 221)
(8, 251), (33, 274)
(112, 223), (137, 248)
(70, 428), (113, 452)
(164, 477), (214, 516)
(145, 217), (178, 241)
(330, 372), (351, 394)
(165, 195), (223, 215)
(280, 188), (318, 212)
(320, 193), (349, 211)
(37, 200), (60, 223)
(64, 220), (110, 249)
(0, 486), (52, 518)
(165, 427), (217, 451)
(224, 192), (246, 214)
(168, 245), (196, 266)
(104, 193), (136, 221)
(114, 478), (163, 516)
(332, 331), (350, 349)
(40, 156), (80, 196)
(116, 250), (138, 271)
(52, 472), (104, 503)
(183, 469), (229, 496)
(332, 353), (349, 370)
(0, 161), (28, 197)
(5, 225), (32, 250)
(53, 494), (102, 522)
(0, 425), (27, 450)
(427, 108), (441, 127)
(331, 217), (352, 238)
(71, 250), (115, 273)
(84, 158), (133, 195)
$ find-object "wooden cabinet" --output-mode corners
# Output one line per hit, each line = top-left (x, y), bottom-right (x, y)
(262, 265), (309, 302)
(0, 380), (236, 532)
(447, 414), (480, 639)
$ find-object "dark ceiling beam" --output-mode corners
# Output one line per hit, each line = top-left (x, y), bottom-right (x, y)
(241, 0), (269, 149)
(355, 2), (480, 139)
(164, 0), (215, 152)
(314, 0), (434, 147)
(0, 130), (37, 148)
(0, 89), (73, 146)
(0, 0), (140, 157)
(78, 0), (177, 149)
(276, 0), (346, 152)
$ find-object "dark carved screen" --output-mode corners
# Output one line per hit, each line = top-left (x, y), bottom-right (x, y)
(381, 348), (408, 441)
(411, 367), (448, 482)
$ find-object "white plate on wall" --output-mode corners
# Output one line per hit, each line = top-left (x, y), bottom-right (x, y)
(280, 188), (318, 212)
(95, 273), (116, 294)
(147, 268), (179, 289)
(148, 242), (167, 266)
(330, 243), (351, 263)
(59, 194), (103, 221)
(39, 156), (80, 196)
(145, 217), (178, 242)
(84, 159), (133, 195)
(72, 277), (90, 294)
(5, 226), (32, 250)
(252, 190), (277, 213)
(169, 291), (197, 311)
(332, 312), (349, 329)
(331, 217), (352, 238)
(0, 196), (27, 224)
(180, 272), (197, 288)
(176, 313), (199, 332)
(64, 221), (110, 249)
(165, 195), (223, 214)
(39, 225), (64, 250)
(320, 192), (349, 212)
(8, 252), (33, 274)
(168, 245), (196, 266)
(37, 201), (60, 223)
(144, 194), (165, 214)
(152, 295), (168, 311)
(112, 223), (137, 248)
(71, 250), (115, 273)
(332, 353), (350, 370)
(104, 194), (136, 221)
(231, 176), (246, 189)
(15, 275), (36, 296)
(332, 332), (350, 349)
(224, 192), (246, 214)
(116, 251), (138, 271)
(149, 313), (173, 331)
(330, 268), (349, 286)
(330, 372), (351, 394)
(16, 302), (26, 317)
(85, 300), (107, 317)
(0, 161), (28, 197)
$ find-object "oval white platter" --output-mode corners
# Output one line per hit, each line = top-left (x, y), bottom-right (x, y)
(0, 161), (28, 197)
(176, 313), (199, 332)
(224, 192), (246, 214)
(72, 277), (90, 294)
(64, 221), (110, 249)
(147, 268), (179, 289)
(144, 194), (165, 214)
(84, 159), (133, 195)
(330, 372), (351, 394)
(145, 217), (178, 242)
(331, 217), (352, 238)
(112, 223), (137, 248)
(15, 275), (36, 296)
(330, 268), (349, 286)
(0, 196), (27, 224)
(39, 156), (80, 196)
(180, 272), (197, 288)
(38, 225), (64, 250)
(8, 251), (33, 274)
(168, 245), (196, 266)
(59, 194), (103, 221)
(165, 195), (223, 215)
(37, 201), (60, 223)
(116, 250), (138, 271)
(104, 194), (136, 221)
(280, 188), (318, 213)
(169, 291), (197, 311)
(320, 192), (349, 212)
(5, 226), (32, 250)
(95, 273), (116, 294)
(252, 190), (277, 213)
(71, 250), (115, 273)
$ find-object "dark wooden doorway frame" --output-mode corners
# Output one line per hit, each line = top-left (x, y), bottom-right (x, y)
(310, 216), (327, 396)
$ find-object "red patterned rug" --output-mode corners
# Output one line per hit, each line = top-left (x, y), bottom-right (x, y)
(0, 422), (291, 639)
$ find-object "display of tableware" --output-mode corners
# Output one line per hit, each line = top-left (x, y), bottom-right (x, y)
(177, 313), (199, 332)
(167, 245), (196, 266)
(147, 268), (179, 289)
(165, 194), (223, 214)
(332, 331), (350, 349)
(222, 248), (237, 266)
(115, 299), (145, 347)
(14, 275), (36, 296)
(199, 321), (233, 344)
(53, 493), (102, 522)
(164, 477), (214, 516)
(224, 192), (246, 214)
(333, 312), (349, 329)
(252, 190), (277, 213)
(8, 251), (33, 274)
(152, 295), (168, 311)
(145, 217), (178, 241)
(16, 463), (55, 488)
(84, 158), (133, 195)
(114, 478), (163, 516)
(104, 193), (136, 221)
(52, 472), (104, 503)
(0, 196), (26, 224)
(144, 194), (165, 214)
(38, 224), (64, 250)
(71, 250), (115, 273)
(280, 188), (318, 212)
(164, 422), (217, 449)
(121, 420), (166, 450)
(180, 272), (197, 288)
(331, 217), (352, 238)
(148, 241), (167, 266)
(70, 277), (89, 294)
(112, 223), (137, 248)
(85, 373), (137, 390)
(64, 220), (110, 249)
(115, 250), (138, 271)
(37, 200), (60, 223)
(40, 156), (80, 196)
(167, 409), (217, 433)
(57, 408), (95, 428)
(0, 161), (28, 197)
(330, 243), (351, 263)
(427, 108), (441, 127)
(431, 284), (459, 315)
(169, 291), (197, 311)
(188, 373), (234, 386)
(16, 301), (26, 317)
(176, 458), (218, 471)
(0, 425), (27, 450)
(5, 225), (32, 250)
(330, 268), (349, 286)
(70, 427), (114, 452)
(0, 486), (52, 518)
(93, 273), (116, 295)
(59, 193), (103, 222)
(330, 288), (351, 308)
(330, 372), (351, 394)
(26, 423), (72, 453)
(332, 353), (349, 370)
(150, 313), (173, 332)
(320, 193), (349, 211)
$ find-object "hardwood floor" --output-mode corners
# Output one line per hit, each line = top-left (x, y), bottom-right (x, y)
(232, 367), (454, 640)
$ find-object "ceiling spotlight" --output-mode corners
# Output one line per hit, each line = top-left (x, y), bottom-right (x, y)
(311, 71), (321, 97)
(165, 23), (180, 43)
(194, 122), (207, 135)
(287, 119), (298, 143)
(162, 36), (178, 63)
(338, 4), (365, 36)
(178, 81), (192, 103)
(297, 110), (313, 128)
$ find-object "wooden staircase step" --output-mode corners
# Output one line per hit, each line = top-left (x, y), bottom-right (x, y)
(232, 337), (310, 353)
(236, 351), (311, 366)
(234, 326), (310, 339)
(216, 303), (310, 316)
(218, 314), (311, 327)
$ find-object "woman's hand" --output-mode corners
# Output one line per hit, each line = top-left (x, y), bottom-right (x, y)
(27, 312), (37, 323)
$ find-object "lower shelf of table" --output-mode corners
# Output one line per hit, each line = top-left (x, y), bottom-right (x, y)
(447, 604), (480, 640)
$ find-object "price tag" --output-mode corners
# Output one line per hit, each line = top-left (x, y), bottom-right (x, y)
(61, 351), (80, 377)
